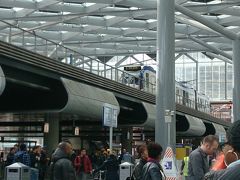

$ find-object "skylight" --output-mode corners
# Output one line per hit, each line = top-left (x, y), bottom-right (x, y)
(147, 19), (157, 23)
(130, 7), (138, 10)
(104, 15), (116, 19)
(13, 8), (24, 11)
(84, 3), (96, 7)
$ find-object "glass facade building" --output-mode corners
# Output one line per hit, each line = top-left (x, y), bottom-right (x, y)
(176, 53), (233, 101)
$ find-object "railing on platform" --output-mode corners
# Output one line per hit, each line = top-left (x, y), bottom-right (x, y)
(0, 20), (156, 95)
(0, 20), (229, 121)
(175, 94), (210, 114)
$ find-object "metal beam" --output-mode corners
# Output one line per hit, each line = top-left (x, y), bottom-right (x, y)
(184, 53), (197, 63)
(205, 52), (232, 64)
(130, 55), (144, 65)
(175, 53), (183, 61)
(115, 56), (129, 67)
(175, 4), (238, 40)
(189, 36), (232, 60)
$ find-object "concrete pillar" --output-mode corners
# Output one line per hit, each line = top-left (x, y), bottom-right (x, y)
(225, 62), (227, 100)
(156, 0), (175, 150)
(121, 128), (133, 154)
(196, 61), (199, 92)
(44, 113), (60, 154)
(232, 40), (240, 122)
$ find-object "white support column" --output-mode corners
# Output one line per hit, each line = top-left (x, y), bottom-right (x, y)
(225, 62), (227, 100)
(156, 0), (175, 150)
(232, 40), (240, 122)
(196, 61), (199, 92)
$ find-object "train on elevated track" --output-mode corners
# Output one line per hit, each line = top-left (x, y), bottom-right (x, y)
(122, 65), (210, 113)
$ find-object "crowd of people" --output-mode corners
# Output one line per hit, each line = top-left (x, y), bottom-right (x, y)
(6, 143), (48, 180)
(49, 141), (165, 180)
(3, 120), (240, 180)
(181, 120), (240, 180)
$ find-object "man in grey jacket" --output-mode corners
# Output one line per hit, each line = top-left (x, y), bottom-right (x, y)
(188, 135), (219, 180)
(50, 141), (76, 180)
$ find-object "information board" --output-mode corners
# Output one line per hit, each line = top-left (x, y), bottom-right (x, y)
(103, 103), (118, 128)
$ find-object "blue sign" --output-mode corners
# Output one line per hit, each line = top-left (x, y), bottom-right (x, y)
(164, 161), (172, 170)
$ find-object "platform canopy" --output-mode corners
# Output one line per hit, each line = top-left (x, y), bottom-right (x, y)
(0, 0), (237, 64)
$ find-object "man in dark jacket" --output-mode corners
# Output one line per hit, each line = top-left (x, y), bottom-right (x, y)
(6, 147), (15, 166)
(30, 145), (41, 168)
(188, 135), (219, 180)
(50, 141), (76, 180)
(142, 143), (165, 180)
(132, 145), (148, 180)
(94, 153), (119, 180)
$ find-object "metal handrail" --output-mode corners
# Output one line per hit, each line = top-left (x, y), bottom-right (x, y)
(0, 21), (229, 119)
(0, 20), (156, 94)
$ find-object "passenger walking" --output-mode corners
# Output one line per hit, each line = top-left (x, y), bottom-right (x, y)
(122, 150), (134, 164)
(142, 143), (165, 180)
(91, 150), (104, 169)
(188, 135), (219, 180)
(6, 147), (16, 166)
(74, 148), (92, 180)
(50, 141), (76, 180)
(180, 156), (190, 180)
(39, 147), (49, 180)
(132, 145), (148, 180)
(118, 148), (126, 163)
(94, 153), (119, 180)
(14, 144), (31, 166)
(30, 145), (41, 168)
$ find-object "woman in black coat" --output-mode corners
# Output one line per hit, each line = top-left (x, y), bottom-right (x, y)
(94, 154), (119, 180)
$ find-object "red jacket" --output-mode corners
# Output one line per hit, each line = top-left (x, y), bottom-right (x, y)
(74, 155), (92, 174)
(211, 153), (227, 170)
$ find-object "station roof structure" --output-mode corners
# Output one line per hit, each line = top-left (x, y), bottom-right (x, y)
(0, 0), (238, 65)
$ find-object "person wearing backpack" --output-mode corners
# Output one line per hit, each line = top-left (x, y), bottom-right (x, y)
(14, 144), (31, 166)
(142, 143), (165, 180)
(50, 141), (76, 180)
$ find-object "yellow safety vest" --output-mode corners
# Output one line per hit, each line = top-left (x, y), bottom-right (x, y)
(183, 156), (189, 176)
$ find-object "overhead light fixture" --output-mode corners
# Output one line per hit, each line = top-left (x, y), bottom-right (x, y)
(43, 123), (49, 133)
(74, 127), (80, 136)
